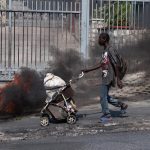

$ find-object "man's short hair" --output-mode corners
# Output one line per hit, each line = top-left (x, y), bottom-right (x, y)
(99, 33), (110, 42)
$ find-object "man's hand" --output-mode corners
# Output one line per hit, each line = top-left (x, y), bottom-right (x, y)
(117, 79), (123, 89)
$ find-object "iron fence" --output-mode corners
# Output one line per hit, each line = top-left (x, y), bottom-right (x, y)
(0, 0), (81, 80)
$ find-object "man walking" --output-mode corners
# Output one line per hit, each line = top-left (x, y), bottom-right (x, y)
(82, 33), (128, 123)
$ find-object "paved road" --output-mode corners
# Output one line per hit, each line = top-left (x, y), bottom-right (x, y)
(0, 99), (150, 150)
(1, 130), (150, 150)
(1, 100), (150, 141)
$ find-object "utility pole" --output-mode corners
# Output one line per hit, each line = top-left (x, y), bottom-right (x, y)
(81, 0), (90, 59)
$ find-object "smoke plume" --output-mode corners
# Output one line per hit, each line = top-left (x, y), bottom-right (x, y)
(47, 47), (83, 82)
(121, 34), (150, 74)
(0, 67), (46, 116)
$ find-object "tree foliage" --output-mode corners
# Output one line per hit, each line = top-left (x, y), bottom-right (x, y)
(94, 1), (131, 27)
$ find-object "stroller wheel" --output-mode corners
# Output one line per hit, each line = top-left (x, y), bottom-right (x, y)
(40, 116), (49, 127)
(67, 115), (76, 124)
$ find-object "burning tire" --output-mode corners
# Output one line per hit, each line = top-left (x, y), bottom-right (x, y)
(67, 115), (76, 124)
(40, 116), (49, 126)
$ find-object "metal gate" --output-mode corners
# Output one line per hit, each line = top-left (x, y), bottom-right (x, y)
(0, 0), (81, 80)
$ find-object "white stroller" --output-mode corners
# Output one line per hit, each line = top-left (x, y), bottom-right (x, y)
(40, 72), (84, 126)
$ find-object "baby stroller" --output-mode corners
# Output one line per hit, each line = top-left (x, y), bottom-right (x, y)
(40, 72), (84, 126)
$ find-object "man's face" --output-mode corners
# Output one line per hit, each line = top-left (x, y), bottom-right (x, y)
(98, 37), (106, 46)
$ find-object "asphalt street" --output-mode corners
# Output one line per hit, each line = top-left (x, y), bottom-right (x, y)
(0, 100), (150, 141)
(0, 130), (150, 150)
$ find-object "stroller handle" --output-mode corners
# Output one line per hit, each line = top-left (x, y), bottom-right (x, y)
(69, 72), (84, 84)
(78, 72), (84, 79)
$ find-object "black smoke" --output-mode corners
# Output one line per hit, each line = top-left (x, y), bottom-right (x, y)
(47, 47), (83, 82)
(122, 34), (150, 74)
(0, 67), (46, 116)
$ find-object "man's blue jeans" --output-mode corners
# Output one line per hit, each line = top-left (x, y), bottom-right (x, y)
(100, 84), (122, 114)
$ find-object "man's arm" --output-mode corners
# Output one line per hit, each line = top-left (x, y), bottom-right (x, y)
(82, 62), (102, 73)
